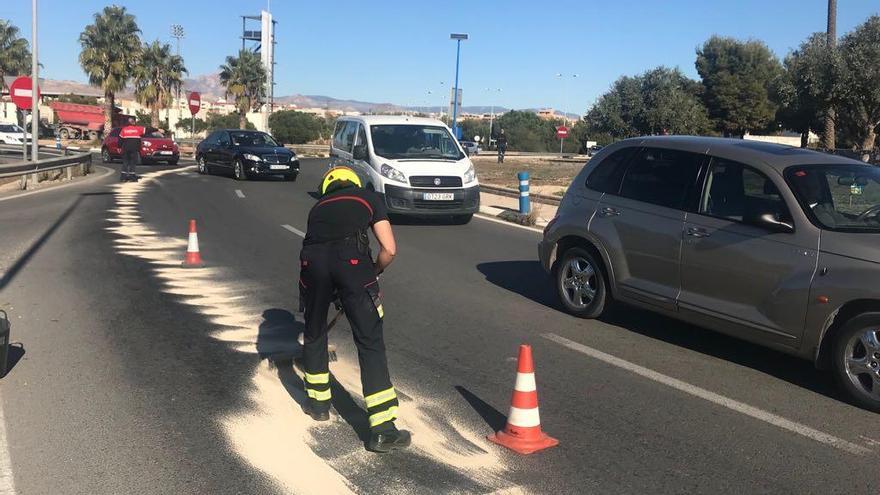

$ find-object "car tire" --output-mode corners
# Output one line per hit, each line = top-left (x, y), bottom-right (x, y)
(555, 246), (608, 319)
(197, 155), (209, 175)
(168, 159), (179, 166)
(451, 214), (473, 225)
(101, 148), (112, 163)
(234, 159), (248, 181)
(832, 313), (880, 413)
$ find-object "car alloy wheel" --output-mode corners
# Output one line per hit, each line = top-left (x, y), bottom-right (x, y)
(234, 160), (245, 180)
(842, 326), (880, 403)
(560, 256), (597, 309)
(101, 148), (111, 163)
(197, 156), (207, 174)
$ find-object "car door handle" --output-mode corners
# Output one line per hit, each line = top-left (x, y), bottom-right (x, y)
(686, 227), (711, 238)
(598, 207), (620, 217)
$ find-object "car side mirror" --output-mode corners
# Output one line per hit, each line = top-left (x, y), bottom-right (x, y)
(757, 213), (794, 234)
(353, 144), (368, 161)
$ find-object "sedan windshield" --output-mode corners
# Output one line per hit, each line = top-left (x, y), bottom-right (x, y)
(0, 124), (23, 133)
(230, 131), (279, 147)
(370, 125), (464, 161)
(787, 164), (880, 232)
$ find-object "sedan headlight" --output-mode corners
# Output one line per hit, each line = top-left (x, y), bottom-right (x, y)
(463, 164), (476, 184)
(380, 163), (407, 183)
(243, 153), (262, 162)
(141, 140), (152, 147)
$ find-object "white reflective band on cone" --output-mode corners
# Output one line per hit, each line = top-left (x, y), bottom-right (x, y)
(507, 406), (541, 427)
(187, 232), (199, 252)
(513, 372), (536, 392)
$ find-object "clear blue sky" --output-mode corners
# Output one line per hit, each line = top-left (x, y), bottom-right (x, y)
(2, 0), (879, 113)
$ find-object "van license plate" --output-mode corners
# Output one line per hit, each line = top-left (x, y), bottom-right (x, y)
(270, 164), (289, 170)
(423, 193), (454, 201)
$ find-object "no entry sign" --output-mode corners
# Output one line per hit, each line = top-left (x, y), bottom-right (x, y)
(556, 125), (569, 139)
(188, 91), (201, 115)
(10, 76), (40, 110)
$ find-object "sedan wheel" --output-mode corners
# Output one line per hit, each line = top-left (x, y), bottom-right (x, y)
(234, 160), (247, 181)
(556, 247), (607, 319)
(834, 316), (880, 412)
(197, 156), (208, 175)
(101, 148), (112, 163)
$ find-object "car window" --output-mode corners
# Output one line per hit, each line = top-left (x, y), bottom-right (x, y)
(618, 147), (702, 209)
(787, 164), (880, 232)
(218, 132), (230, 146)
(202, 131), (218, 146)
(585, 147), (637, 193)
(355, 124), (368, 147)
(108, 128), (120, 137)
(332, 122), (347, 151)
(701, 158), (791, 226)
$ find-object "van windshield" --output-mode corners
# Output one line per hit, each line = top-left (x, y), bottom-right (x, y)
(786, 164), (880, 232)
(370, 125), (464, 161)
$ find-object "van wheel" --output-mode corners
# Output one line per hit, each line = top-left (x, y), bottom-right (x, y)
(832, 314), (880, 412)
(555, 247), (607, 319)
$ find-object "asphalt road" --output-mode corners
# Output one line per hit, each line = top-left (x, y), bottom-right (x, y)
(1, 156), (879, 494)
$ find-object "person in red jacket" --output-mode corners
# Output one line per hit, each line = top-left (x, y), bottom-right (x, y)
(119, 117), (145, 182)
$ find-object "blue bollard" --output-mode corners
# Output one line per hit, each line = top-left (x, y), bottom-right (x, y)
(55, 135), (61, 150)
(518, 171), (530, 214)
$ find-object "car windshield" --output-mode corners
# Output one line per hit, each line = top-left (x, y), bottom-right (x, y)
(0, 124), (23, 133)
(369, 124), (464, 161)
(787, 164), (880, 232)
(230, 131), (279, 147)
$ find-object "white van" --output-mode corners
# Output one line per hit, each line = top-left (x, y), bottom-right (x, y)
(329, 115), (480, 222)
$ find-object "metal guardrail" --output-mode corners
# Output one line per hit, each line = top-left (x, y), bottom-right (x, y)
(480, 184), (561, 206)
(0, 145), (93, 186)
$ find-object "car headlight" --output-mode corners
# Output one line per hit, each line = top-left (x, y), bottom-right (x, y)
(380, 163), (407, 183)
(243, 153), (262, 162)
(463, 164), (476, 184)
(141, 140), (152, 147)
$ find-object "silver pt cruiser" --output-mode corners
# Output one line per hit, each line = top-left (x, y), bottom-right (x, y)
(539, 136), (880, 411)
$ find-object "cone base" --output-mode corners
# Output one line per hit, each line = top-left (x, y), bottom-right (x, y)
(181, 261), (204, 268)
(487, 428), (559, 455)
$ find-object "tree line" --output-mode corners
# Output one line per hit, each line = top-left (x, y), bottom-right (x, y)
(584, 15), (880, 151)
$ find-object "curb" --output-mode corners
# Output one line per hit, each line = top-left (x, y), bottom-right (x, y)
(478, 204), (549, 228)
(480, 184), (562, 206)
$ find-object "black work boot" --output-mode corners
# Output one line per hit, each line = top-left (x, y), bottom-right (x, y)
(367, 424), (411, 453)
(304, 400), (330, 422)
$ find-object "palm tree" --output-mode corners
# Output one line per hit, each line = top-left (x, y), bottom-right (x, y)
(78, 6), (141, 134)
(0, 19), (32, 92)
(219, 50), (267, 129)
(824, 0), (837, 149)
(133, 41), (187, 128)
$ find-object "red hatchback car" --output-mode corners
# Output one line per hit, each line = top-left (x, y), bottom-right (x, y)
(101, 128), (180, 165)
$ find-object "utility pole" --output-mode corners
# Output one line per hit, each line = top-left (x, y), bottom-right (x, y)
(171, 24), (184, 134)
(450, 34), (468, 139)
(824, 0), (837, 150)
(30, 0), (39, 163)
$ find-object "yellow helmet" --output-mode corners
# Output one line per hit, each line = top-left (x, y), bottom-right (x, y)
(321, 166), (362, 195)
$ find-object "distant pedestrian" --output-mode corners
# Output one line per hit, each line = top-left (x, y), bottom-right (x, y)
(497, 129), (507, 163)
(119, 117), (145, 182)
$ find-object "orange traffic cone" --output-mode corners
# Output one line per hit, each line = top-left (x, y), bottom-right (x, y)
(181, 219), (204, 268)
(488, 344), (558, 455)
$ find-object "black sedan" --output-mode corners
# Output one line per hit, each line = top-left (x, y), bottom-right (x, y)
(196, 129), (299, 181)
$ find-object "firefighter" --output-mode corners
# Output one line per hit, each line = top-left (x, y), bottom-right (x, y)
(298, 166), (411, 453)
(119, 117), (145, 182)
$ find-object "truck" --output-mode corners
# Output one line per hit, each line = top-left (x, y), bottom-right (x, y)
(48, 102), (133, 141)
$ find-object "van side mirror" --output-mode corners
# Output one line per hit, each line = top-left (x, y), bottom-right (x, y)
(757, 213), (794, 234)
(353, 144), (368, 161)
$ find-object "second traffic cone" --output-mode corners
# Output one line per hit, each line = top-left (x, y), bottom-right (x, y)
(181, 219), (204, 268)
(488, 344), (558, 455)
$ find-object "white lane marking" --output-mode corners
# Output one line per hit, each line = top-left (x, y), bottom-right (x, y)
(473, 213), (543, 234)
(543, 332), (872, 456)
(0, 402), (16, 494)
(281, 224), (306, 238)
(0, 165), (114, 203)
(235, 189), (245, 199)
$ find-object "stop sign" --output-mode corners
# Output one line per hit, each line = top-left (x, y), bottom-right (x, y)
(10, 76), (40, 110)
(188, 91), (201, 115)
(556, 125), (569, 139)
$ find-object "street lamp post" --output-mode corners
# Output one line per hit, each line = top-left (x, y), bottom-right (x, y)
(31, 0), (39, 163)
(171, 24), (185, 132)
(438, 82), (445, 119)
(449, 33), (468, 139)
(555, 73), (579, 154)
(486, 87), (501, 150)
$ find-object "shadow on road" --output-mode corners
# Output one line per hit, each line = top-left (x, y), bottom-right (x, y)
(2, 343), (25, 378)
(256, 308), (372, 444)
(455, 385), (507, 432)
(477, 259), (840, 401)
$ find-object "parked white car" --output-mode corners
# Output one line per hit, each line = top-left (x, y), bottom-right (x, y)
(0, 124), (32, 145)
(329, 115), (480, 223)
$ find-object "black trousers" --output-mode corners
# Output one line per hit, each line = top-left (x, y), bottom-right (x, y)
(299, 241), (399, 430)
(121, 140), (140, 175)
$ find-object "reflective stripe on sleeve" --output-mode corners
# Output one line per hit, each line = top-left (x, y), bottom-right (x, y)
(368, 406), (399, 427)
(305, 372), (330, 385)
(307, 388), (332, 401)
(364, 387), (397, 409)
